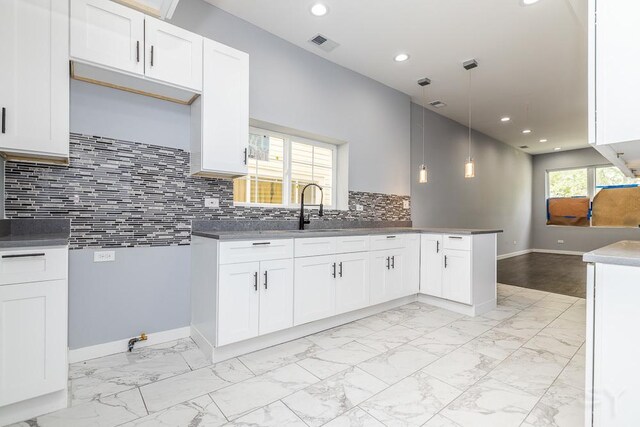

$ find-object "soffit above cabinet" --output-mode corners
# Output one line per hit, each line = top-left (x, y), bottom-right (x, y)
(112, 0), (180, 19)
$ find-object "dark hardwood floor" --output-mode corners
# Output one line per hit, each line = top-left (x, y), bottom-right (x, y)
(497, 252), (587, 298)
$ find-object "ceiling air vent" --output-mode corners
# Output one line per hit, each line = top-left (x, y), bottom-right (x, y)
(429, 100), (447, 108)
(309, 34), (340, 52)
(519, 145), (529, 149)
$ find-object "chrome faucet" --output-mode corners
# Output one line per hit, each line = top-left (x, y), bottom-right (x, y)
(298, 183), (324, 230)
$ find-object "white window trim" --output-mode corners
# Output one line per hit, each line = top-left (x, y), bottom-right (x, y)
(234, 127), (338, 209)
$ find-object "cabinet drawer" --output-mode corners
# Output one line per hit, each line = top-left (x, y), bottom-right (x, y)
(336, 235), (370, 253)
(295, 237), (337, 258)
(370, 234), (405, 251)
(443, 235), (471, 251)
(220, 239), (293, 264)
(0, 247), (68, 286)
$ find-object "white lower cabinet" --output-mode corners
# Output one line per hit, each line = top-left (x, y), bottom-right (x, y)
(402, 234), (421, 297)
(294, 255), (336, 325)
(217, 258), (294, 346)
(0, 246), (68, 417)
(442, 249), (472, 304)
(420, 234), (443, 297)
(370, 249), (404, 304)
(335, 252), (370, 314)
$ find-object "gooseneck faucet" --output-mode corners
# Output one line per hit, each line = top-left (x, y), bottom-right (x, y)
(298, 183), (324, 230)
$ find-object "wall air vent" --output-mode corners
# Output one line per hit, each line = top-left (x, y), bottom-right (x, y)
(308, 34), (340, 52)
(429, 100), (447, 108)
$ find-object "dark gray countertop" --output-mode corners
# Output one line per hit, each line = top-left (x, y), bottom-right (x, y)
(0, 219), (70, 249)
(192, 227), (503, 241)
(583, 240), (640, 266)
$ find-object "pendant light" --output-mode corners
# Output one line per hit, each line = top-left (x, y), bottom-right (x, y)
(417, 77), (431, 183)
(463, 59), (478, 178)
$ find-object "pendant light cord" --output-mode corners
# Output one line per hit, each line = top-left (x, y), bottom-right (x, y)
(422, 86), (426, 165)
(468, 70), (472, 159)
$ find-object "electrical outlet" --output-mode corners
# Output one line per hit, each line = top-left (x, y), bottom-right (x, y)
(355, 204), (364, 211)
(557, 239), (565, 244)
(94, 250), (115, 263)
(73, 194), (80, 203)
(403, 200), (410, 209)
(205, 198), (220, 208)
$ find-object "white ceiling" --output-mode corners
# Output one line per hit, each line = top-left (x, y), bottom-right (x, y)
(204, 0), (587, 155)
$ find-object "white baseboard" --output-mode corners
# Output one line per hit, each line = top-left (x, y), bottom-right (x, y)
(68, 326), (191, 363)
(533, 248), (585, 256)
(497, 249), (533, 260)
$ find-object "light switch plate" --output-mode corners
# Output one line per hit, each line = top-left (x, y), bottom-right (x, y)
(558, 239), (565, 244)
(94, 251), (115, 262)
(403, 200), (410, 209)
(205, 198), (220, 208)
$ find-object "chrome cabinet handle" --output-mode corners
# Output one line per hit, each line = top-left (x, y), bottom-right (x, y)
(436, 241), (439, 253)
(136, 41), (140, 62)
(244, 148), (248, 164)
(391, 256), (395, 269)
(150, 45), (154, 66)
(339, 262), (343, 277)
(264, 270), (268, 289)
(2, 253), (45, 259)
(444, 255), (448, 268)
(253, 272), (258, 291)
(332, 262), (336, 278)
(386, 257), (390, 269)
(2, 107), (5, 134)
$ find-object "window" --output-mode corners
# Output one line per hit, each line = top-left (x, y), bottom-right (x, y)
(546, 165), (640, 227)
(233, 128), (337, 208)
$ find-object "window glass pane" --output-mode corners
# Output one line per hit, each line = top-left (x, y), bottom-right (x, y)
(548, 168), (588, 198)
(595, 166), (640, 194)
(233, 134), (284, 204)
(290, 141), (334, 206)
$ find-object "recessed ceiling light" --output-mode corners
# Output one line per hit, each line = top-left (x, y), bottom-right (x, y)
(394, 53), (410, 62)
(539, 138), (548, 143)
(500, 117), (511, 122)
(310, 3), (328, 16)
(522, 129), (531, 134)
(522, 0), (540, 5)
(554, 147), (562, 151)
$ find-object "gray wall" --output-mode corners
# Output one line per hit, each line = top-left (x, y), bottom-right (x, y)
(62, 1), (411, 348)
(169, 0), (411, 196)
(532, 147), (640, 252)
(410, 103), (533, 256)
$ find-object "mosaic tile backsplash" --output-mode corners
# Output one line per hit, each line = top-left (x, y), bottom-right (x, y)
(3, 134), (411, 249)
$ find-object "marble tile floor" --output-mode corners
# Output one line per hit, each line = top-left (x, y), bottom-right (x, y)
(11, 284), (586, 427)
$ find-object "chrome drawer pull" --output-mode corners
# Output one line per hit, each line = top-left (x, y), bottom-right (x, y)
(2, 253), (45, 259)
(386, 235), (396, 239)
(448, 236), (463, 239)
(252, 242), (271, 246)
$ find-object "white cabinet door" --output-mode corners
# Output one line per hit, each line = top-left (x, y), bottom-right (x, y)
(0, 0), (68, 160)
(442, 249), (472, 304)
(335, 252), (369, 314)
(294, 255), (335, 325)
(402, 235), (420, 297)
(369, 251), (390, 305)
(217, 262), (260, 346)
(70, 0), (144, 76)
(145, 16), (203, 91)
(259, 259), (293, 336)
(420, 234), (443, 297)
(593, 0), (640, 146)
(387, 251), (405, 300)
(194, 38), (249, 177)
(0, 280), (67, 406)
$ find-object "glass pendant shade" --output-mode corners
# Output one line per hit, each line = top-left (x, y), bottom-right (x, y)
(419, 164), (428, 183)
(464, 158), (475, 178)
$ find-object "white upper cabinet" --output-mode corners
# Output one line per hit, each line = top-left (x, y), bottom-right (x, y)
(0, 0), (69, 163)
(70, 0), (144, 76)
(589, 0), (640, 146)
(144, 16), (202, 91)
(191, 38), (249, 178)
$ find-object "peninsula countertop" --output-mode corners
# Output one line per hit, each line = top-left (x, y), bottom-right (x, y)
(192, 227), (504, 241)
(583, 240), (640, 267)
